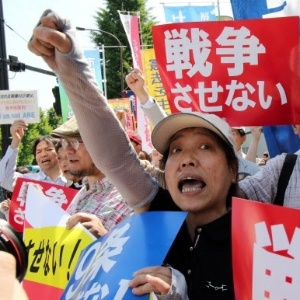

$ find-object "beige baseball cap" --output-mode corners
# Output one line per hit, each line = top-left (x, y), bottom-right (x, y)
(151, 112), (235, 154)
(51, 116), (81, 138)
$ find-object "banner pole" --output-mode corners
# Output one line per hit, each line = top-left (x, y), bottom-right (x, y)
(216, 0), (221, 20)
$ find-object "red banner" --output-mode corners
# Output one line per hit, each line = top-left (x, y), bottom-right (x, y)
(232, 197), (300, 299)
(9, 178), (78, 232)
(152, 17), (300, 126)
(130, 15), (143, 70)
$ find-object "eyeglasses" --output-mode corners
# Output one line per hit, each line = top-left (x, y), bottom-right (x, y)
(61, 138), (83, 150)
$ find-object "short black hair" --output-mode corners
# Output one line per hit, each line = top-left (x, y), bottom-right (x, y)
(233, 128), (246, 136)
(55, 140), (63, 153)
(32, 136), (59, 156)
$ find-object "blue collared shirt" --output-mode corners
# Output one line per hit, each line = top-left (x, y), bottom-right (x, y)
(0, 146), (66, 192)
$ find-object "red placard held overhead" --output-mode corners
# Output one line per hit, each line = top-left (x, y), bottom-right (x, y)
(152, 17), (300, 126)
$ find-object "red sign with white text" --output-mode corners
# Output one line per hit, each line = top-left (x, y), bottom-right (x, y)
(152, 17), (300, 126)
(9, 178), (78, 232)
(232, 198), (300, 299)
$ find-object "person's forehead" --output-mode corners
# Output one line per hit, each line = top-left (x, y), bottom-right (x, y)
(64, 137), (83, 142)
(36, 140), (54, 149)
(231, 129), (240, 133)
(231, 129), (244, 136)
(169, 127), (215, 143)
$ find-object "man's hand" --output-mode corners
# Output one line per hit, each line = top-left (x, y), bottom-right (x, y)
(125, 69), (150, 104)
(115, 110), (127, 129)
(249, 126), (262, 140)
(9, 120), (27, 149)
(0, 199), (11, 211)
(28, 10), (72, 57)
(66, 212), (108, 238)
(0, 252), (28, 300)
(129, 266), (172, 296)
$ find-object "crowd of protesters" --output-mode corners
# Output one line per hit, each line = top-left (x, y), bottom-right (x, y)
(0, 8), (299, 300)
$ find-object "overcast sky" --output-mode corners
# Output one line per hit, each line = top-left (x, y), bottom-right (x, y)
(2, 0), (232, 110)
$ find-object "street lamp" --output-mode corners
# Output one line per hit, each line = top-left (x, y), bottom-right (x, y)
(0, 0), (11, 155)
(76, 27), (124, 96)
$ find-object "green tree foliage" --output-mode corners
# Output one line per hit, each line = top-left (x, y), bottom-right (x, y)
(14, 108), (62, 166)
(47, 107), (63, 130)
(0, 125), (10, 158)
(93, 0), (156, 99)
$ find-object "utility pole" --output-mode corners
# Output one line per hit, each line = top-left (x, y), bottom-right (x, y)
(0, 1), (56, 157)
(76, 27), (125, 96)
(0, 0), (11, 156)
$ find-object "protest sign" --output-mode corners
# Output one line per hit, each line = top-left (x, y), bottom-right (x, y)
(23, 184), (95, 300)
(230, 0), (300, 157)
(0, 90), (40, 124)
(232, 197), (300, 299)
(62, 211), (187, 300)
(142, 48), (170, 114)
(152, 17), (300, 126)
(163, 4), (216, 23)
(9, 178), (78, 232)
(107, 98), (136, 131)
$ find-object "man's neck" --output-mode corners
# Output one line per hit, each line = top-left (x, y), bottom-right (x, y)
(44, 166), (62, 181)
(86, 173), (106, 189)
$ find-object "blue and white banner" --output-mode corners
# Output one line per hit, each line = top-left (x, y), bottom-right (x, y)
(163, 5), (216, 23)
(61, 211), (187, 300)
(84, 49), (104, 90)
(59, 49), (103, 122)
(230, 0), (300, 19)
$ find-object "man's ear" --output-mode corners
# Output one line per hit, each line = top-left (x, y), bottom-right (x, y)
(292, 125), (297, 134)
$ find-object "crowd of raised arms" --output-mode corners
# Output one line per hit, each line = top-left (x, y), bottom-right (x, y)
(0, 9), (299, 300)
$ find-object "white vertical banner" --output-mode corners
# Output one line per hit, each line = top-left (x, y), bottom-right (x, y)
(119, 11), (153, 153)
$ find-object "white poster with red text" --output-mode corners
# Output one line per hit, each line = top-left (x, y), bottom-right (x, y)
(9, 178), (78, 232)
